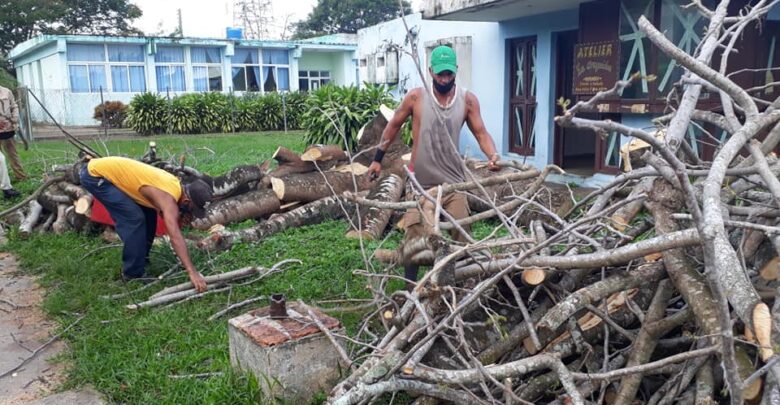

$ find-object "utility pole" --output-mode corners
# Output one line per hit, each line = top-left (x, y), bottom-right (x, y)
(177, 9), (184, 37)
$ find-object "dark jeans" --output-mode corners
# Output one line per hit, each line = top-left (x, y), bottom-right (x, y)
(80, 167), (157, 278)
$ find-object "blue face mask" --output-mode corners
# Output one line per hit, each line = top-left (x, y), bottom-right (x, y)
(433, 79), (455, 94)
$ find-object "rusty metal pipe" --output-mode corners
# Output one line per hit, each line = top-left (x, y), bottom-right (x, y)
(269, 293), (287, 319)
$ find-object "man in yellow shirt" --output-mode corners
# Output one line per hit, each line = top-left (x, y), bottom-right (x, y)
(80, 156), (211, 292)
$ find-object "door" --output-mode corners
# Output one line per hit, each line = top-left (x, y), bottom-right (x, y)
(554, 30), (598, 175)
(508, 37), (537, 155)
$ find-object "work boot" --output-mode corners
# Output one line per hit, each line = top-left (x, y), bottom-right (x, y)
(2, 189), (20, 199)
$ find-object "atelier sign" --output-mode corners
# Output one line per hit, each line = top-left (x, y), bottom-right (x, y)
(573, 41), (619, 95)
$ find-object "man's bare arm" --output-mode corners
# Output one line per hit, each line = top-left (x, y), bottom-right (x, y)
(377, 88), (418, 151)
(465, 92), (500, 169)
(140, 186), (207, 292)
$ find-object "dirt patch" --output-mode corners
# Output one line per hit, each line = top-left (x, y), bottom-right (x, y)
(0, 253), (68, 405)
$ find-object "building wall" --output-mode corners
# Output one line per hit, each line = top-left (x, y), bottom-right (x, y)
(11, 36), (356, 126)
(357, 13), (501, 160)
(498, 9), (579, 169)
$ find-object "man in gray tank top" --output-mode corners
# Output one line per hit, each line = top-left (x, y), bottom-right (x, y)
(367, 45), (500, 287)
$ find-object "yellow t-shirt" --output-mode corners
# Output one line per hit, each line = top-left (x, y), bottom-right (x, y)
(88, 157), (182, 208)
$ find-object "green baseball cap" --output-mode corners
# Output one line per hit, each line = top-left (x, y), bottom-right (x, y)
(430, 45), (457, 74)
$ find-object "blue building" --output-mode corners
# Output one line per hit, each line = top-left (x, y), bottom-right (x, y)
(358, 1), (779, 185)
(8, 33), (357, 126)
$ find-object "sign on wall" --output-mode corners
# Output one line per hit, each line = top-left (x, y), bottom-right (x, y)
(573, 41), (619, 95)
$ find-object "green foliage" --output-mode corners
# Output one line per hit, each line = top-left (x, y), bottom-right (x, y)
(92, 100), (127, 128)
(293, 0), (412, 39)
(0, 0), (142, 54)
(125, 92), (309, 135)
(301, 84), (395, 150)
(0, 130), (400, 404)
(125, 93), (166, 135)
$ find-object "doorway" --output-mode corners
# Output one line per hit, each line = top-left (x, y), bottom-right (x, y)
(553, 30), (596, 176)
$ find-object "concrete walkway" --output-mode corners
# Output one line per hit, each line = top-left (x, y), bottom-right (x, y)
(0, 252), (104, 405)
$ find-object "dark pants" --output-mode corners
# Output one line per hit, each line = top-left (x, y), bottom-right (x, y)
(80, 167), (157, 278)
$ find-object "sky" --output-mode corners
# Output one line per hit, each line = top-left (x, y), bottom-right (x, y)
(130, 0), (424, 39)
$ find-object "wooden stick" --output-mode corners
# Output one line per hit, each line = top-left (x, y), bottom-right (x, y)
(149, 266), (261, 299)
(208, 296), (267, 321)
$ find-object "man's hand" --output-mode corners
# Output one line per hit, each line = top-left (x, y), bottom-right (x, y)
(487, 153), (500, 171)
(188, 269), (208, 293)
(368, 161), (382, 180)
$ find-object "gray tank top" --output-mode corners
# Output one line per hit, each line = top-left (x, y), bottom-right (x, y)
(412, 85), (467, 188)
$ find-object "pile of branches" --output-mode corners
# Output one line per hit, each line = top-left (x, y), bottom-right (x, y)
(317, 2), (780, 404)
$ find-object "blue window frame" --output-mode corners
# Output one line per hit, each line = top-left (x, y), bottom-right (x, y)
(192, 47), (222, 91)
(155, 46), (186, 92)
(67, 43), (146, 93)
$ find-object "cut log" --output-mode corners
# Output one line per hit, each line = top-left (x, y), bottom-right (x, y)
(301, 145), (348, 162)
(65, 206), (90, 233)
(191, 188), (281, 230)
(199, 193), (362, 251)
(521, 268), (547, 286)
(36, 212), (55, 234)
(735, 344), (763, 401)
(271, 171), (374, 203)
(57, 181), (89, 201)
(334, 162), (370, 176)
(346, 174), (405, 240)
(754, 302), (774, 361)
(759, 256), (780, 280)
(354, 105), (410, 167)
(74, 195), (93, 216)
(19, 201), (44, 238)
(37, 189), (71, 213)
(269, 146), (339, 177)
(210, 163), (269, 199)
(273, 146), (304, 165)
(52, 204), (69, 234)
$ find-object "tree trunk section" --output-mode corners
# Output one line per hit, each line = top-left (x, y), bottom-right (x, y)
(19, 201), (44, 238)
(346, 174), (405, 240)
(301, 145), (348, 162)
(210, 163), (268, 199)
(199, 193), (360, 251)
(271, 171), (374, 203)
(191, 189), (280, 230)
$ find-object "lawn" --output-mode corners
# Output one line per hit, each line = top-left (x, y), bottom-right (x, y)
(0, 131), (404, 404)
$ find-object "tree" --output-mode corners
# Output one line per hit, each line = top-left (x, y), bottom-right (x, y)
(0, 0), (142, 55)
(292, 0), (412, 39)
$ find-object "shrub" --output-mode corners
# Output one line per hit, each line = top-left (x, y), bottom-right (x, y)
(194, 92), (234, 133)
(125, 93), (166, 135)
(93, 101), (128, 128)
(281, 91), (307, 130)
(166, 94), (201, 134)
(302, 84), (395, 151)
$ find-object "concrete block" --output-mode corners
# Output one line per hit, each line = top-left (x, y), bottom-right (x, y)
(228, 302), (345, 403)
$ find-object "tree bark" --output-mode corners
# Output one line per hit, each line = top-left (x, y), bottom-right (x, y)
(346, 174), (405, 240)
(198, 193), (360, 251)
(271, 171), (374, 203)
(191, 188), (280, 230)
(301, 144), (348, 162)
(19, 201), (43, 238)
(210, 163), (268, 199)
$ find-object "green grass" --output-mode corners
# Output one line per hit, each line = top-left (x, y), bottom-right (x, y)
(1, 131), (403, 404)
(0, 131), (506, 403)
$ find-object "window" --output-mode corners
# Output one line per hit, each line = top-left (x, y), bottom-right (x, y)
(155, 46), (186, 92)
(192, 47), (222, 92)
(108, 45), (146, 92)
(67, 44), (146, 93)
(231, 48), (261, 92)
(262, 49), (290, 92)
(619, 0), (710, 99)
(298, 70), (330, 92)
(508, 37), (537, 155)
